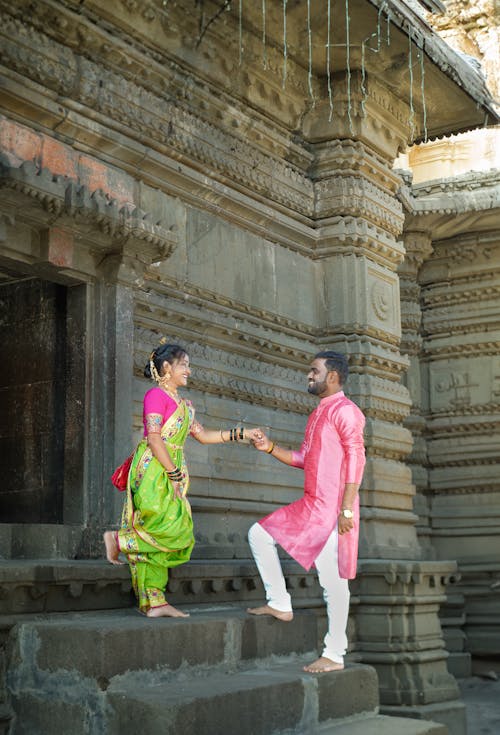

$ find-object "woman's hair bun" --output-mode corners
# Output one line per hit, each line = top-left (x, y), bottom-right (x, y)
(143, 342), (187, 379)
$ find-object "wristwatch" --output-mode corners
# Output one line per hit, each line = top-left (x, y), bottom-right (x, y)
(340, 509), (353, 519)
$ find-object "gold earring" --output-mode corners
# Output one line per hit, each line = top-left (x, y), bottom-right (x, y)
(159, 370), (172, 387)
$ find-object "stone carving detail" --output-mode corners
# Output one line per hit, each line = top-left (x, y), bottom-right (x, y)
(408, 170), (500, 217)
(0, 10), (315, 218)
(370, 280), (391, 322)
(314, 176), (404, 235)
(315, 219), (405, 268)
(434, 372), (478, 410)
(134, 324), (316, 414)
(0, 161), (177, 263)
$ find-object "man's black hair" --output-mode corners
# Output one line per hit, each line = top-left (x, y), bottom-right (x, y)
(314, 351), (349, 385)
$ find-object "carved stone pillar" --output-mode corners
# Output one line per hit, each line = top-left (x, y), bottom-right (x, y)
(419, 233), (500, 670)
(306, 73), (419, 563)
(399, 230), (434, 558)
(304, 74), (466, 733)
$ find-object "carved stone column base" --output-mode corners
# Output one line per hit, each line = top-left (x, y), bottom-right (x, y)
(354, 559), (465, 732)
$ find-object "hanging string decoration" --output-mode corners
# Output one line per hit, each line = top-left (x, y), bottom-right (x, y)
(262, 0), (267, 69)
(326, 0), (333, 121)
(182, 0), (431, 143)
(282, 0), (287, 89)
(307, 0), (315, 107)
(408, 28), (416, 140)
(360, 2), (390, 118)
(345, 0), (353, 134)
(418, 39), (428, 142)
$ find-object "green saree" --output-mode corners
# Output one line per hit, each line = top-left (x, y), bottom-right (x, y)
(117, 399), (195, 613)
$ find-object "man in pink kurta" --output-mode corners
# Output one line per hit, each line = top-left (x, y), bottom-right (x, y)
(248, 351), (365, 673)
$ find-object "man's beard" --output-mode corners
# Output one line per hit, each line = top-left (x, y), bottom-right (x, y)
(308, 379), (327, 396)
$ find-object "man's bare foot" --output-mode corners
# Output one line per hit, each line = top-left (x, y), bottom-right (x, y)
(146, 604), (190, 618)
(303, 656), (344, 673)
(247, 605), (293, 622)
(103, 531), (124, 565)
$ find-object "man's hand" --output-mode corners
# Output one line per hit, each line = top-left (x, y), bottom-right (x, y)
(248, 428), (272, 452)
(338, 512), (354, 535)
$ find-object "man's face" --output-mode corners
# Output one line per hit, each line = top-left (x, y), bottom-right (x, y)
(307, 358), (330, 397)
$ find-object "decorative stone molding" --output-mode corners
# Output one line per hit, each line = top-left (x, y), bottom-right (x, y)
(405, 169), (500, 218)
(136, 280), (410, 386)
(0, 161), (178, 273)
(315, 219), (405, 268)
(315, 175), (404, 235)
(353, 558), (462, 712)
(134, 324), (316, 415)
(0, 8), (314, 219)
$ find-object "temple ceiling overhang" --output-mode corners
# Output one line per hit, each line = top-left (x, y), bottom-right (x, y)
(402, 169), (500, 240)
(0, 0), (497, 150)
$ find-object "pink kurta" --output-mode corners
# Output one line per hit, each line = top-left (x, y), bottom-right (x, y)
(260, 391), (365, 578)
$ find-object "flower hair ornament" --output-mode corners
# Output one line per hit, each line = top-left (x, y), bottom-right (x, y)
(149, 354), (161, 384)
(149, 339), (172, 386)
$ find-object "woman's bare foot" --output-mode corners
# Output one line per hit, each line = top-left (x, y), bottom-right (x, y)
(103, 531), (124, 565)
(303, 657), (344, 673)
(146, 604), (190, 618)
(247, 604), (293, 622)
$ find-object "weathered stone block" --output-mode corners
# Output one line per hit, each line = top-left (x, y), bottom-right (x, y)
(106, 669), (305, 735)
(240, 609), (317, 661)
(317, 663), (379, 721)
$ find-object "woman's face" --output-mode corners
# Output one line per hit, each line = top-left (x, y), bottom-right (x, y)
(165, 354), (191, 388)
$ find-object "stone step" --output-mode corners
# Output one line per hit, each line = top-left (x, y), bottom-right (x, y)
(5, 607), (450, 735)
(5, 606), (322, 681)
(13, 660), (381, 735)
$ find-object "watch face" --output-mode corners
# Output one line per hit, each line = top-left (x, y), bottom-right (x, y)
(342, 509), (353, 518)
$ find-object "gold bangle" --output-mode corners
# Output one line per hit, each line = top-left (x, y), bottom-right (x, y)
(266, 442), (275, 454)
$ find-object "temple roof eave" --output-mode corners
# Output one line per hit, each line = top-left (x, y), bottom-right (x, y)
(366, 0), (499, 136)
(400, 168), (500, 239)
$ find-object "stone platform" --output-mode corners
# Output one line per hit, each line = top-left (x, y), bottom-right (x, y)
(4, 606), (448, 735)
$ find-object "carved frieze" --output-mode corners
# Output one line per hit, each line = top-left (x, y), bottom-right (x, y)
(312, 140), (402, 193)
(133, 323), (316, 414)
(315, 219), (405, 268)
(0, 7), (315, 220)
(427, 355), (500, 416)
(315, 176), (404, 235)
(0, 161), (178, 273)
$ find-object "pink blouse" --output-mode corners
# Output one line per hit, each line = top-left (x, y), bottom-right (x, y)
(142, 387), (203, 439)
(143, 387), (177, 436)
(260, 391), (366, 578)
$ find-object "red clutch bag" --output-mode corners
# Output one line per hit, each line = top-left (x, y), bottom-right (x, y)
(111, 453), (133, 491)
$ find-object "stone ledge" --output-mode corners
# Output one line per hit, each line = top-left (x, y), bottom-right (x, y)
(0, 558), (326, 615)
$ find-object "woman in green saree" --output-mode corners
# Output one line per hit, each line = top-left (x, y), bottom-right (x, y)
(104, 341), (254, 618)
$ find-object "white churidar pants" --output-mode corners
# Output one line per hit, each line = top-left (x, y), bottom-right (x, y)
(248, 522), (350, 664)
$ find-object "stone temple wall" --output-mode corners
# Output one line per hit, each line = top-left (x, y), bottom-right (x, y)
(399, 0), (500, 671)
(0, 0), (498, 730)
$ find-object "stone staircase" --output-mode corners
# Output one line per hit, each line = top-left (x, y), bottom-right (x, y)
(3, 602), (449, 734)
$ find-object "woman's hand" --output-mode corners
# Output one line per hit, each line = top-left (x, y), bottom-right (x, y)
(173, 482), (183, 500)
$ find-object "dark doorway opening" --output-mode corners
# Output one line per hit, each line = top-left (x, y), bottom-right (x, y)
(0, 273), (85, 523)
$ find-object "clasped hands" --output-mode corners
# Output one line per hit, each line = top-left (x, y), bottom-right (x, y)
(246, 427), (272, 452)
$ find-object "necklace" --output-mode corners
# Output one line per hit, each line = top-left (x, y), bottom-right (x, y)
(160, 384), (180, 402)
